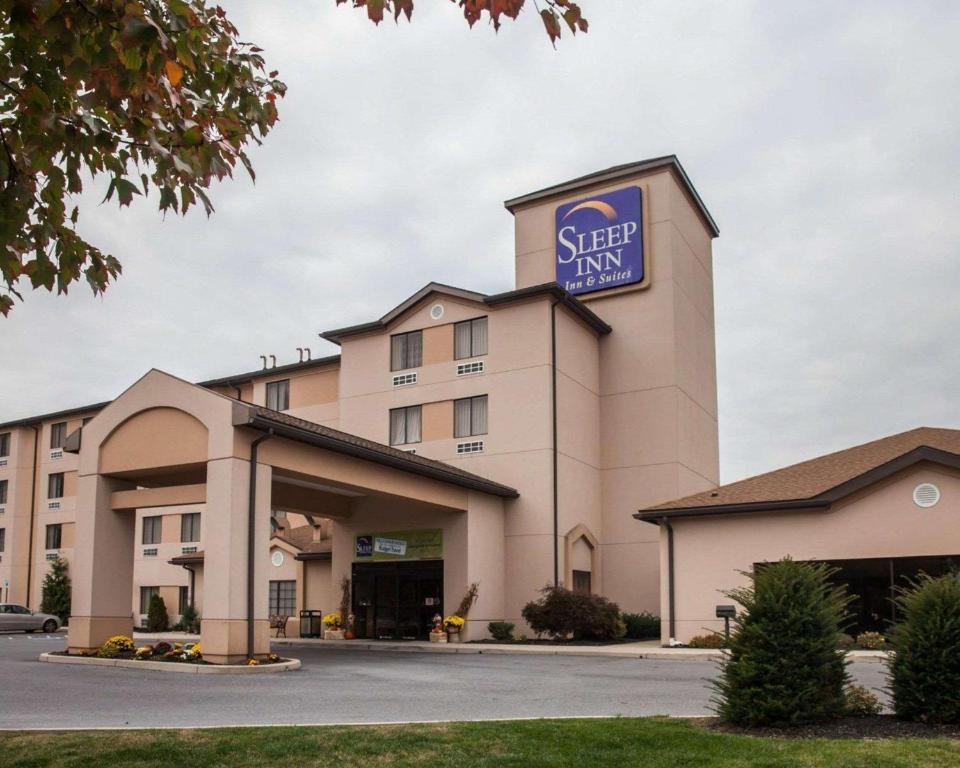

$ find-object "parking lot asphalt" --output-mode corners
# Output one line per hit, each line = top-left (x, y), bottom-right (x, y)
(0, 633), (889, 730)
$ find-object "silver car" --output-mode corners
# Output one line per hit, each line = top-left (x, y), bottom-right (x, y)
(0, 604), (61, 633)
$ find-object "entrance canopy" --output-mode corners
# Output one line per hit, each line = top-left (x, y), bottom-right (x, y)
(65, 369), (516, 663)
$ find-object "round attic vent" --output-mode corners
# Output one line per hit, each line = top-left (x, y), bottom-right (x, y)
(430, 303), (444, 320)
(913, 483), (941, 508)
(271, 550), (284, 567)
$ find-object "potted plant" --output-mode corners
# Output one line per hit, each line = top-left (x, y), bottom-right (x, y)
(444, 615), (465, 642)
(429, 613), (447, 643)
(322, 611), (344, 640)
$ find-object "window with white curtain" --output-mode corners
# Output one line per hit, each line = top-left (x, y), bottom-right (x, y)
(265, 379), (290, 411)
(454, 317), (488, 360)
(389, 405), (422, 445)
(390, 330), (423, 371)
(49, 422), (67, 449)
(454, 395), (488, 438)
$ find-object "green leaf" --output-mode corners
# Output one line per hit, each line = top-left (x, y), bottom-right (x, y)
(113, 178), (142, 207)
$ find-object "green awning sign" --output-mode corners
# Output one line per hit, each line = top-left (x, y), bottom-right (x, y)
(354, 529), (442, 561)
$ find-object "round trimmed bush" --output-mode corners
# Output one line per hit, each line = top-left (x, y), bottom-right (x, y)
(622, 611), (661, 640)
(888, 573), (960, 723)
(521, 585), (622, 641)
(844, 684), (883, 717)
(713, 558), (851, 727)
(488, 621), (515, 642)
(688, 633), (726, 649)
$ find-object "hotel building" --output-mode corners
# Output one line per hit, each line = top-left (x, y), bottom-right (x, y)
(11, 156), (952, 659)
(0, 156), (719, 661)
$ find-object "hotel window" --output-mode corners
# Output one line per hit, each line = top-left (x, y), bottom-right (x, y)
(140, 586), (159, 615)
(142, 515), (162, 545)
(0, 528), (5, 553)
(47, 472), (64, 499)
(454, 395), (488, 438)
(454, 317), (488, 360)
(0, 479), (6, 505)
(389, 405), (422, 446)
(0, 432), (9, 457)
(572, 570), (592, 595)
(50, 422), (67, 450)
(178, 586), (190, 615)
(269, 580), (296, 616)
(265, 379), (290, 411)
(180, 512), (201, 543)
(45, 523), (62, 550)
(390, 330), (423, 371)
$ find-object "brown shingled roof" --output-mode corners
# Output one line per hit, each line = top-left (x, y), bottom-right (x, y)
(276, 524), (331, 554)
(235, 404), (519, 499)
(637, 427), (960, 521)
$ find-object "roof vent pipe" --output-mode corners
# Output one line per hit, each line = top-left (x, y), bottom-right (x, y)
(269, 355), (277, 368)
(259, 355), (267, 370)
(304, 347), (311, 361)
(296, 348), (304, 362)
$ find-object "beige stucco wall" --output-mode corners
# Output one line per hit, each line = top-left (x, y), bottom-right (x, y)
(302, 559), (335, 616)
(660, 463), (960, 644)
(0, 426), (38, 605)
(510, 165), (720, 615)
(132, 504), (203, 621)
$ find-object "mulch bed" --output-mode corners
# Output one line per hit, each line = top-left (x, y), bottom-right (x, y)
(50, 650), (212, 665)
(702, 716), (960, 740)
(468, 638), (657, 646)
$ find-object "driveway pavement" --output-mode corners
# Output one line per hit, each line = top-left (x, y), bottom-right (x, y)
(0, 633), (889, 730)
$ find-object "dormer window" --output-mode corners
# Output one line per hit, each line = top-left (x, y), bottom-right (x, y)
(390, 330), (422, 371)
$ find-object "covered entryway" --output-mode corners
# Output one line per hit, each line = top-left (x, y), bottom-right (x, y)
(64, 369), (516, 662)
(352, 560), (443, 640)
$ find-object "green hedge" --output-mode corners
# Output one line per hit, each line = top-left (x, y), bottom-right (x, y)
(888, 573), (960, 723)
(713, 558), (851, 726)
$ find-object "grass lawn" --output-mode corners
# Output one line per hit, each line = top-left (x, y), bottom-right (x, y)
(2, 718), (958, 768)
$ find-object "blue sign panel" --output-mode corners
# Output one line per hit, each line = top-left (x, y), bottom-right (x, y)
(555, 186), (644, 296)
(356, 535), (373, 558)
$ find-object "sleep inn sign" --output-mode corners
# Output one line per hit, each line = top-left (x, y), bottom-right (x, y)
(555, 186), (645, 295)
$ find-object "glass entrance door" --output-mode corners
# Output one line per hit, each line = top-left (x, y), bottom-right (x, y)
(352, 560), (443, 640)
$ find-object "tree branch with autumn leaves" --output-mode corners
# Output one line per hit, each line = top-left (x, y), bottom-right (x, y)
(0, 0), (587, 315)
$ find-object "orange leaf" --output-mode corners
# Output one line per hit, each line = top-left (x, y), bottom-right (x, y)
(165, 59), (184, 87)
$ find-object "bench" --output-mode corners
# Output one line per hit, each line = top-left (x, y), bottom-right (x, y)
(269, 615), (289, 638)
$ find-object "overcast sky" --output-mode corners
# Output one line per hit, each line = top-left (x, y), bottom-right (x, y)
(2, 1), (958, 483)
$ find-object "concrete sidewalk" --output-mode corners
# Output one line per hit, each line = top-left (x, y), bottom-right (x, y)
(131, 632), (888, 662)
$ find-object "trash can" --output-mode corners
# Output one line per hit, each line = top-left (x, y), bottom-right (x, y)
(300, 609), (323, 638)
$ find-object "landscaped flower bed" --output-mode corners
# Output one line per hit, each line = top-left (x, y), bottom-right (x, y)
(53, 636), (287, 666)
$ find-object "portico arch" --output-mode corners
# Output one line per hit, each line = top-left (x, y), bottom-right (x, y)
(67, 370), (275, 664)
(99, 407), (208, 477)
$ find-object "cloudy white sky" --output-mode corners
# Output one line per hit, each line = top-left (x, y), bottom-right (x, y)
(2, 1), (958, 483)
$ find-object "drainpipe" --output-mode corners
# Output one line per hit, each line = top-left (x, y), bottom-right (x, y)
(180, 564), (196, 609)
(25, 424), (40, 607)
(247, 430), (273, 659)
(550, 301), (560, 588)
(662, 516), (676, 640)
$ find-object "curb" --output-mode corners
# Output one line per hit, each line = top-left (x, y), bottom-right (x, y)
(269, 640), (890, 663)
(271, 639), (722, 661)
(38, 652), (302, 674)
